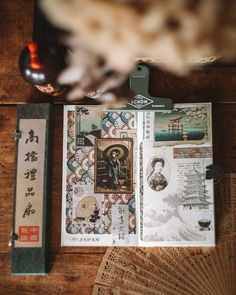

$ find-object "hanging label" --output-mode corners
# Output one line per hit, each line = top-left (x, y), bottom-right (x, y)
(112, 204), (129, 245)
(14, 119), (46, 248)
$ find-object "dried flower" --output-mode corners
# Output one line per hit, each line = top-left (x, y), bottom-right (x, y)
(40, 0), (236, 101)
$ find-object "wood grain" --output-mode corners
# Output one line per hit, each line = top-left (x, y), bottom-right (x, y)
(0, 253), (103, 295)
(0, 105), (106, 254)
(1, 102), (236, 294)
(0, 0), (34, 104)
(2, 67), (236, 105)
(0, 81), (236, 295)
(148, 67), (236, 103)
(1, 1), (236, 294)
(1, 102), (236, 251)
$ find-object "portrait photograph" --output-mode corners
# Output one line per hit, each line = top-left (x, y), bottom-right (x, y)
(94, 138), (133, 194)
(146, 156), (170, 192)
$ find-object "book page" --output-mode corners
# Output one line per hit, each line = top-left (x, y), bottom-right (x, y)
(140, 103), (215, 246)
(62, 105), (138, 246)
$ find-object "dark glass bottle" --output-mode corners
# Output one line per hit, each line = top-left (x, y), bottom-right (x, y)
(19, 41), (65, 96)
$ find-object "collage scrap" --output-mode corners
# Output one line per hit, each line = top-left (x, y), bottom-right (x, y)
(62, 103), (215, 246)
(62, 105), (138, 246)
(140, 103), (215, 246)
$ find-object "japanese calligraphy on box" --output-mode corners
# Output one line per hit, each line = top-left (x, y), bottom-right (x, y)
(14, 119), (45, 248)
(12, 103), (52, 275)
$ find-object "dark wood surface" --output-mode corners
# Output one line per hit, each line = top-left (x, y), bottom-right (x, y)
(0, 105), (106, 295)
(1, 1), (236, 294)
(1, 2), (236, 105)
(1, 93), (236, 294)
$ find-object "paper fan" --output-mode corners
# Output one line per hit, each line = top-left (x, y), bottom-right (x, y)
(93, 243), (235, 295)
(93, 174), (236, 295)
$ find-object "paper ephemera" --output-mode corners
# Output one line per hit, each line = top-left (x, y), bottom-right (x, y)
(141, 143), (215, 246)
(153, 103), (211, 146)
(62, 106), (137, 246)
(62, 103), (215, 246)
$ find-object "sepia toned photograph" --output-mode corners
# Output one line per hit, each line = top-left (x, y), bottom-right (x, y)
(94, 138), (133, 193)
(146, 156), (170, 192)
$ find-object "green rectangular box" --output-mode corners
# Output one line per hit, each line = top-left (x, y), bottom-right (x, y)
(11, 103), (52, 275)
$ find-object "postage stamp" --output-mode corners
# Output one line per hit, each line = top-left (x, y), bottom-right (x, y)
(154, 103), (211, 146)
(75, 105), (102, 147)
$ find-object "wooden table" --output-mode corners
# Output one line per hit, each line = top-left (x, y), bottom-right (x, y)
(1, 1), (236, 294)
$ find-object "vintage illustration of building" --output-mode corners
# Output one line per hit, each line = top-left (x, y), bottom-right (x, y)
(181, 164), (212, 210)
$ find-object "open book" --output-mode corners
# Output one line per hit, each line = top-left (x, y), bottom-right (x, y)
(62, 103), (215, 246)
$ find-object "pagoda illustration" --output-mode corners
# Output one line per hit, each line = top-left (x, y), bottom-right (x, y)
(181, 163), (212, 210)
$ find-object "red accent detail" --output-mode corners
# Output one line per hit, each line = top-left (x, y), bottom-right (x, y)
(19, 226), (39, 242)
(27, 42), (41, 69)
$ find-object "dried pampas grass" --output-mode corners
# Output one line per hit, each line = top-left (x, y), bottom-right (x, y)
(40, 0), (236, 101)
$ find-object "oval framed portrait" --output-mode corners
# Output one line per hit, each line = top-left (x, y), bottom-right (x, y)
(146, 156), (170, 192)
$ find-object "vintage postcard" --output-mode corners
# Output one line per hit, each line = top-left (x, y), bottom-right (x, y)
(62, 106), (138, 246)
(75, 105), (102, 147)
(154, 103), (211, 146)
(141, 141), (215, 246)
(94, 138), (133, 194)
